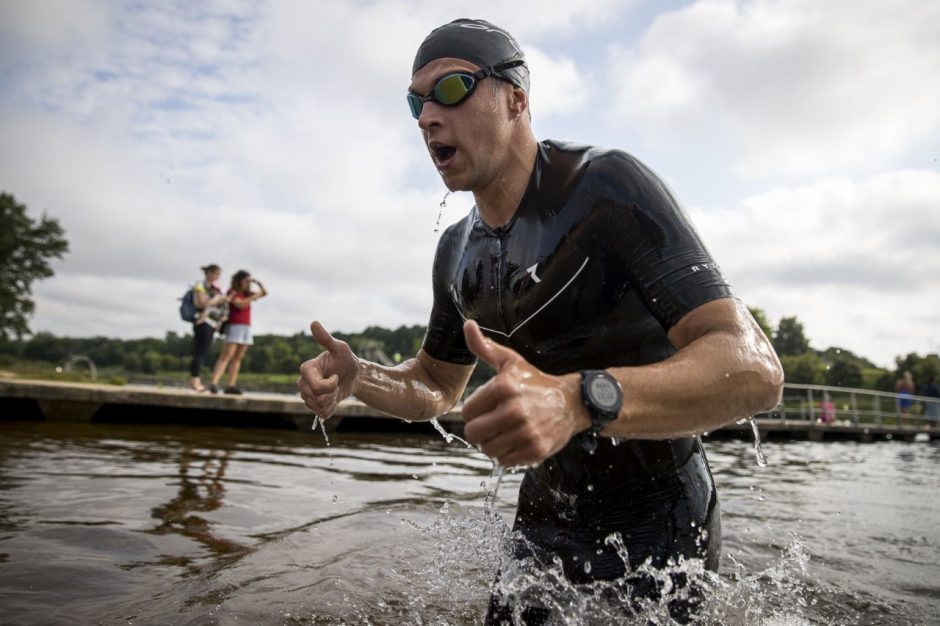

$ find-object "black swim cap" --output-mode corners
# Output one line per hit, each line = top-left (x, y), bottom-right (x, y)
(412, 18), (529, 93)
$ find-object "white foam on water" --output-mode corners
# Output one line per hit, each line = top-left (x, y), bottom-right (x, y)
(391, 502), (816, 625)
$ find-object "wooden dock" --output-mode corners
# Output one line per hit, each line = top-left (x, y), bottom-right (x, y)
(0, 377), (462, 432)
(1, 378), (938, 442)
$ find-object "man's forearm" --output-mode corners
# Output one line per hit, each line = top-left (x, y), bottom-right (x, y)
(563, 299), (784, 440)
(351, 351), (473, 421)
(599, 326), (783, 439)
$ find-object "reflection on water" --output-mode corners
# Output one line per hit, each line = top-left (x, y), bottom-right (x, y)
(147, 447), (252, 569)
(0, 420), (937, 625)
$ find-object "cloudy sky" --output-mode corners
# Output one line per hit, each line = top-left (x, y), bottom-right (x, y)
(1, 0), (938, 369)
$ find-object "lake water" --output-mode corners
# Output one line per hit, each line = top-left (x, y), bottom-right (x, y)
(0, 420), (937, 625)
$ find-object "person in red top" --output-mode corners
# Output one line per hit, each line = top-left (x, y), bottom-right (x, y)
(209, 270), (268, 394)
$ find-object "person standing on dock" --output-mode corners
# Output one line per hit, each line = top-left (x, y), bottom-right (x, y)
(921, 376), (940, 421)
(895, 370), (916, 421)
(188, 264), (228, 393)
(298, 18), (783, 623)
(209, 270), (267, 395)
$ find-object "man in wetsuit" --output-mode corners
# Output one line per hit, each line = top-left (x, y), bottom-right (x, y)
(298, 18), (783, 623)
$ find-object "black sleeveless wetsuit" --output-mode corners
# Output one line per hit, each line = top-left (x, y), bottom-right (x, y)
(421, 140), (735, 620)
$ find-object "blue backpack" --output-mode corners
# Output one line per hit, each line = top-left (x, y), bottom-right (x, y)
(179, 285), (198, 322)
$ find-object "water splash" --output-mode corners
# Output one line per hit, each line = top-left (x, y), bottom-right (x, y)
(429, 417), (473, 448)
(315, 495), (814, 625)
(311, 414), (336, 502)
(311, 414), (330, 446)
(735, 417), (767, 467)
(483, 463), (506, 516)
(750, 418), (768, 467)
(434, 191), (451, 233)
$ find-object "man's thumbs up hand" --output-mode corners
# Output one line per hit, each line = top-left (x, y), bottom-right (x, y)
(460, 320), (591, 468)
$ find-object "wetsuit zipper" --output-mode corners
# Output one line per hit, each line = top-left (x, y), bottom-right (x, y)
(495, 234), (507, 333)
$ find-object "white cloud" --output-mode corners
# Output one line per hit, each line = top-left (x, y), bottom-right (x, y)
(525, 46), (592, 118)
(0, 0), (112, 58)
(609, 0), (940, 179)
(690, 169), (940, 366)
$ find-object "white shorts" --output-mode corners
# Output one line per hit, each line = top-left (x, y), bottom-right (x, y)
(224, 323), (253, 345)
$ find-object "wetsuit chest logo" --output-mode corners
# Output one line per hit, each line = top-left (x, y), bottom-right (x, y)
(454, 256), (590, 339)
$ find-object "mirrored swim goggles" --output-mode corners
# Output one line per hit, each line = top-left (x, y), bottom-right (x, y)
(407, 60), (526, 119)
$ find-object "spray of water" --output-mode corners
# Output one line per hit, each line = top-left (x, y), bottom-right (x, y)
(311, 414), (330, 446)
(750, 418), (768, 467)
(310, 414), (337, 503)
(429, 417), (473, 448)
(736, 416), (768, 467)
(434, 192), (451, 233)
(319, 461), (813, 625)
(483, 463), (506, 516)
(305, 410), (785, 622)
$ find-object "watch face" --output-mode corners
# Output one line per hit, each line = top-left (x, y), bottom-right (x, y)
(588, 375), (621, 412)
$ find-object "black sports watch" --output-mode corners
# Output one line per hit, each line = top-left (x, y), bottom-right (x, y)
(580, 370), (623, 435)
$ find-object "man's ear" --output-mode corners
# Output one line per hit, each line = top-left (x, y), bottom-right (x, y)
(508, 86), (528, 118)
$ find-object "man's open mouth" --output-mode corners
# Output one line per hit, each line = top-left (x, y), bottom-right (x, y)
(431, 144), (457, 167)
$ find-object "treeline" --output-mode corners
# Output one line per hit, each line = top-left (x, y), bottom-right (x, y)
(0, 325), (426, 375)
(0, 324), (495, 390)
(9, 190), (933, 392)
(1, 312), (937, 394)
(751, 311), (939, 393)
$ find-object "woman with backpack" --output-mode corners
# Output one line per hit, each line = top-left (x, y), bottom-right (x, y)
(188, 264), (228, 392)
(208, 270), (268, 394)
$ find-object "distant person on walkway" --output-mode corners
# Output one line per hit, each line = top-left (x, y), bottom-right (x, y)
(209, 270), (267, 395)
(189, 264), (228, 392)
(921, 376), (940, 422)
(895, 370), (915, 420)
(819, 391), (836, 423)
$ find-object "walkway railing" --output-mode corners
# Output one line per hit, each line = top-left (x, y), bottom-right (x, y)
(759, 383), (940, 427)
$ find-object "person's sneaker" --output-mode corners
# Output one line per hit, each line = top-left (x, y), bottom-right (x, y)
(208, 383), (219, 394)
(224, 386), (243, 395)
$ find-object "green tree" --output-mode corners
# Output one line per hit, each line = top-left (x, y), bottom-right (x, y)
(122, 352), (142, 372)
(22, 331), (70, 363)
(893, 352), (940, 393)
(141, 350), (162, 374)
(819, 346), (875, 370)
(779, 353), (825, 384)
(825, 358), (863, 388)
(773, 316), (811, 356)
(0, 192), (69, 339)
